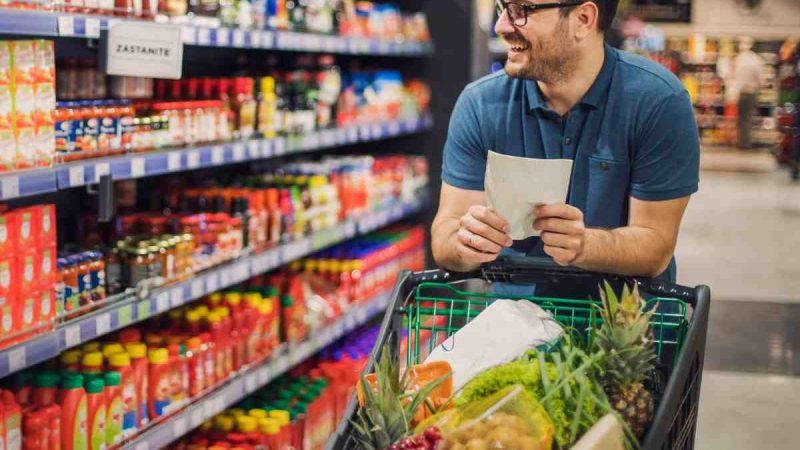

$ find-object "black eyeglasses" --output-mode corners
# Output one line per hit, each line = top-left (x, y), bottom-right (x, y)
(495, 0), (587, 27)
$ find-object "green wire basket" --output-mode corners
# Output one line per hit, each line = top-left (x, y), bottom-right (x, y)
(403, 281), (690, 368)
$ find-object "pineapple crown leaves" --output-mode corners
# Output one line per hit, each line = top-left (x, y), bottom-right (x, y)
(351, 344), (452, 450)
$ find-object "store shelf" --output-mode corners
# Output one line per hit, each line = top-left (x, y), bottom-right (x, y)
(0, 197), (424, 379)
(0, 9), (433, 56)
(118, 289), (391, 450)
(0, 114), (433, 201)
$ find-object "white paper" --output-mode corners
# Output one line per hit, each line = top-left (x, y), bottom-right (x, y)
(485, 151), (573, 240)
(424, 299), (562, 391)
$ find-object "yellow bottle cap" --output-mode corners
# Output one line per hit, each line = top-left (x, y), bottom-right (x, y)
(61, 350), (81, 366)
(229, 408), (245, 418)
(81, 352), (103, 368)
(236, 415), (258, 433)
(102, 343), (125, 359)
(260, 300), (272, 315)
(208, 293), (223, 306)
(258, 418), (281, 435)
(214, 414), (235, 432)
(269, 410), (290, 426)
(248, 409), (267, 419)
(82, 342), (101, 353)
(125, 343), (147, 359)
(147, 348), (169, 364)
(109, 352), (131, 368)
(200, 419), (214, 431)
(260, 76), (275, 93)
(225, 292), (242, 306)
(195, 305), (209, 318)
(207, 311), (221, 323)
(217, 307), (230, 319)
(186, 310), (200, 323)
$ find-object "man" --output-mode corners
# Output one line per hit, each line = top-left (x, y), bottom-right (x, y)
(431, 0), (700, 295)
(731, 36), (764, 150)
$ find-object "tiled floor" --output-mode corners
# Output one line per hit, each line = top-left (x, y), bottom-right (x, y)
(676, 161), (800, 449)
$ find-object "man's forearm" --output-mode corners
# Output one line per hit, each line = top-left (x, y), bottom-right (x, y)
(574, 227), (675, 277)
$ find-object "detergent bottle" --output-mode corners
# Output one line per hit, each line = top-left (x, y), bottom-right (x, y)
(124, 343), (149, 427)
(57, 373), (87, 450)
(84, 377), (106, 450)
(102, 372), (122, 447)
(108, 353), (137, 437)
(147, 348), (171, 419)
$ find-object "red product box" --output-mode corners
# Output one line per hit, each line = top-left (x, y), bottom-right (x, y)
(0, 292), (16, 341)
(0, 211), (19, 255)
(37, 204), (56, 248)
(15, 250), (38, 294)
(0, 257), (16, 296)
(12, 207), (39, 250)
(37, 289), (55, 328)
(16, 289), (36, 333)
(38, 247), (56, 288)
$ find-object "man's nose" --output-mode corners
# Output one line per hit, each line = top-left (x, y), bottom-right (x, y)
(495, 7), (515, 36)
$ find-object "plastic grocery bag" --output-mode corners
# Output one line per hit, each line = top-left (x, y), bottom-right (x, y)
(417, 384), (554, 450)
(424, 299), (562, 391)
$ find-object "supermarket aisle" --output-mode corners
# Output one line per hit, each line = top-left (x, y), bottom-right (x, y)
(678, 167), (800, 449)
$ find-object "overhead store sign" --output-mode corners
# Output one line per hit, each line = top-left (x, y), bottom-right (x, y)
(627, 0), (692, 23)
(103, 21), (183, 79)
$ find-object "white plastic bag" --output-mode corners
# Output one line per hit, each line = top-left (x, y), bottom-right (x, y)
(424, 299), (562, 391)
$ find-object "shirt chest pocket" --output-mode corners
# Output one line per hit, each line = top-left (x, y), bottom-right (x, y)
(584, 156), (631, 229)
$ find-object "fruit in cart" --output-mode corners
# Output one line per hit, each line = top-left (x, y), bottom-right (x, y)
(592, 282), (658, 438)
(351, 345), (452, 450)
(387, 426), (443, 450)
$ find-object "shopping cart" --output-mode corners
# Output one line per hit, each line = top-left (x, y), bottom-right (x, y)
(326, 256), (711, 450)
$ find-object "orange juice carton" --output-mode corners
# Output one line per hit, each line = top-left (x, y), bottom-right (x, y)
(9, 41), (35, 86)
(0, 42), (11, 86)
(0, 85), (14, 172)
(32, 40), (54, 83)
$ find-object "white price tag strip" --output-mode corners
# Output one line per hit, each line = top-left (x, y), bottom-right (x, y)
(190, 407), (205, 429)
(234, 143), (246, 161)
(96, 313), (111, 336)
(348, 127), (359, 143)
(245, 372), (258, 393)
(1, 176), (19, 199)
(211, 146), (224, 165)
(156, 291), (169, 312)
(258, 365), (271, 384)
(247, 141), (260, 159)
(135, 443), (149, 450)
(187, 151), (200, 169)
(217, 29), (230, 46)
(168, 151), (181, 171)
(261, 31), (273, 48)
(203, 400), (214, 417)
(94, 162), (110, 183)
(8, 347), (26, 373)
(206, 273), (219, 293)
(58, 16), (75, 36)
(64, 325), (81, 348)
(233, 29), (244, 47)
(173, 417), (187, 438)
(198, 28), (211, 45)
(85, 18), (101, 38)
(171, 287), (184, 307)
(191, 278), (204, 299)
(182, 25), (196, 44)
(69, 165), (85, 187)
(131, 157), (145, 178)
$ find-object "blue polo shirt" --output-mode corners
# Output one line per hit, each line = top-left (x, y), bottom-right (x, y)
(442, 44), (700, 288)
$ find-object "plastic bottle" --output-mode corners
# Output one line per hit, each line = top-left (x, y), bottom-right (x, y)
(206, 312), (227, 382)
(101, 344), (124, 365)
(147, 348), (170, 419)
(2, 390), (21, 450)
(57, 373), (87, 450)
(119, 328), (141, 346)
(11, 372), (33, 406)
(102, 372), (122, 447)
(81, 352), (104, 375)
(22, 409), (47, 450)
(268, 410), (291, 450)
(123, 343), (148, 428)
(108, 353), (137, 437)
(84, 377), (106, 450)
(185, 337), (204, 397)
(60, 351), (82, 372)
(32, 372), (62, 450)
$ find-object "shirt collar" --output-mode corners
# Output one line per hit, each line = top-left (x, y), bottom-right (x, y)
(525, 43), (617, 113)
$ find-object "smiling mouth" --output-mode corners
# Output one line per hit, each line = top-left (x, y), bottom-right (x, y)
(507, 42), (530, 53)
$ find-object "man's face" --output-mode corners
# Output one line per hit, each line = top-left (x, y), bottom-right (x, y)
(495, 1), (579, 83)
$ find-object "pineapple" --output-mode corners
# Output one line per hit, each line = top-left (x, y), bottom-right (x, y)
(593, 281), (658, 438)
(351, 345), (449, 450)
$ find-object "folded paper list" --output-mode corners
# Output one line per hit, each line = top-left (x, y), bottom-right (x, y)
(484, 150), (573, 240)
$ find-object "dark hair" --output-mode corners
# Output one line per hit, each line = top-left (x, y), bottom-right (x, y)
(560, 0), (619, 32)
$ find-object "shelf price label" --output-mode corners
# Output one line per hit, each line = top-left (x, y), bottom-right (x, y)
(96, 313), (111, 336)
(104, 21), (184, 80)
(130, 157), (145, 178)
(1, 176), (19, 200)
(211, 146), (225, 165)
(198, 28), (211, 45)
(118, 305), (133, 327)
(64, 325), (81, 349)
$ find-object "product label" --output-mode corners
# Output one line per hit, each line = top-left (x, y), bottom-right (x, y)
(20, 213), (31, 240)
(1, 305), (12, 333)
(75, 397), (88, 450)
(83, 117), (99, 152)
(106, 394), (123, 445)
(40, 291), (51, 317)
(23, 297), (33, 326)
(23, 256), (34, 284)
(0, 219), (7, 243)
(120, 116), (134, 149)
(56, 119), (76, 153)
(121, 380), (137, 431)
(42, 207), (52, 233)
(41, 249), (52, 276)
(6, 413), (20, 450)
(98, 116), (120, 151)
(90, 404), (106, 450)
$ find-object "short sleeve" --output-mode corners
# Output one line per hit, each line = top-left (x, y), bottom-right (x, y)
(631, 91), (700, 201)
(441, 88), (487, 191)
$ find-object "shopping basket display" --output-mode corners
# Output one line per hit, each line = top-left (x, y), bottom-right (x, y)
(327, 256), (711, 450)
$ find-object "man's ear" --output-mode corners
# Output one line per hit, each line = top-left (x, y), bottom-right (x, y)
(573, 2), (600, 40)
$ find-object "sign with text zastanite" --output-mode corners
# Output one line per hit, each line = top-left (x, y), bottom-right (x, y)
(104, 21), (183, 79)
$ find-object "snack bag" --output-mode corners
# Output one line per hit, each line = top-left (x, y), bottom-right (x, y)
(418, 384), (554, 450)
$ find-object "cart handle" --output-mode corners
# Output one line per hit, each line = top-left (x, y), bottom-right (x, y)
(413, 256), (700, 307)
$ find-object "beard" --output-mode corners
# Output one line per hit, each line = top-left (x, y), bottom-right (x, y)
(503, 18), (578, 84)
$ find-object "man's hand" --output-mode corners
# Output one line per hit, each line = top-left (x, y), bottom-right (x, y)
(533, 204), (587, 266)
(455, 205), (513, 265)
